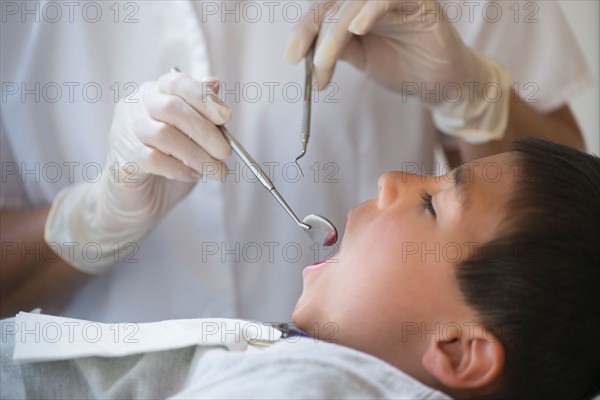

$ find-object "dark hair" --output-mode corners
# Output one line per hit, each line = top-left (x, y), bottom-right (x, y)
(456, 137), (600, 399)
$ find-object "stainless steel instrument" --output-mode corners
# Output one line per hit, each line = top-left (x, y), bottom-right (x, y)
(219, 125), (337, 246)
(293, 40), (316, 178)
(170, 67), (338, 246)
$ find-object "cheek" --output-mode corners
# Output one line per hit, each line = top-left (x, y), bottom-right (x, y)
(293, 210), (435, 330)
(354, 214), (424, 264)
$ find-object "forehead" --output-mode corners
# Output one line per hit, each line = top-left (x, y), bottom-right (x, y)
(462, 153), (516, 186)
(459, 152), (516, 241)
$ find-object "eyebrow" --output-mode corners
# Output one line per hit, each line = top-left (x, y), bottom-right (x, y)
(453, 165), (472, 211)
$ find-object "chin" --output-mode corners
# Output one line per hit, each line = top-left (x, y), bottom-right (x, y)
(290, 297), (307, 326)
(290, 295), (318, 333)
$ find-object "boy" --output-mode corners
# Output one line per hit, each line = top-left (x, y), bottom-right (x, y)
(2, 138), (599, 399)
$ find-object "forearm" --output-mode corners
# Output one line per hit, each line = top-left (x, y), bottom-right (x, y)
(0, 206), (89, 318)
(456, 89), (585, 162)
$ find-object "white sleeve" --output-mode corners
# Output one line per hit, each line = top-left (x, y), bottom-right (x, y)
(450, 0), (593, 113)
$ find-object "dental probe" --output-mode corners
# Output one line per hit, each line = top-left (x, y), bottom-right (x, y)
(170, 67), (338, 247)
(293, 39), (316, 178)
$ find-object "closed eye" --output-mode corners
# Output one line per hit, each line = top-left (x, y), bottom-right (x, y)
(421, 193), (437, 218)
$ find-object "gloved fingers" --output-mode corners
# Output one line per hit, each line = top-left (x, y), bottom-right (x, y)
(136, 115), (227, 181)
(283, 2), (324, 64)
(156, 72), (232, 159)
(112, 114), (202, 183)
(312, 0), (366, 90)
(199, 76), (222, 94)
(339, 35), (367, 72)
(157, 72), (231, 125)
(140, 146), (202, 183)
(144, 89), (232, 161)
(145, 147), (226, 182)
(283, 1), (346, 90)
(340, 32), (404, 81)
(347, 0), (394, 35)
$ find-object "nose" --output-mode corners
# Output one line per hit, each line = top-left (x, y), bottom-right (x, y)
(377, 171), (429, 209)
(377, 172), (407, 208)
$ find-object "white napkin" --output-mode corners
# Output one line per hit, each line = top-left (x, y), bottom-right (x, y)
(11, 312), (281, 363)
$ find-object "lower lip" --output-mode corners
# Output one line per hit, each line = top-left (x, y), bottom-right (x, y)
(303, 257), (332, 274)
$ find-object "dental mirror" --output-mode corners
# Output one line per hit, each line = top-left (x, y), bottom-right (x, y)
(302, 214), (338, 247)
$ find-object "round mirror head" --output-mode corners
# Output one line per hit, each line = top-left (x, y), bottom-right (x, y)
(302, 214), (338, 246)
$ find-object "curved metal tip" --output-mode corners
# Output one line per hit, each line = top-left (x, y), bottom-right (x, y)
(293, 151), (306, 178)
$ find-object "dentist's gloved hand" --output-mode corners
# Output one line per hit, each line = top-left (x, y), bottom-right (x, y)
(284, 0), (510, 143)
(45, 72), (232, 274)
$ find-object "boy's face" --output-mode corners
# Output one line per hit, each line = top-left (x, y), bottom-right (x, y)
(292, 152), (516, 381)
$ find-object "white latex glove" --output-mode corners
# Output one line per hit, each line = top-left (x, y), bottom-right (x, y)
(45, 72), (232, 274)
(284, 0), (510, 143)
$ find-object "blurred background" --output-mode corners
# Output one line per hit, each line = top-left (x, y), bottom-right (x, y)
(559, 1), (599, 154)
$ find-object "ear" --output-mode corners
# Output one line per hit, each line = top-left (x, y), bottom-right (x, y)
(421, 330), (505, 390)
